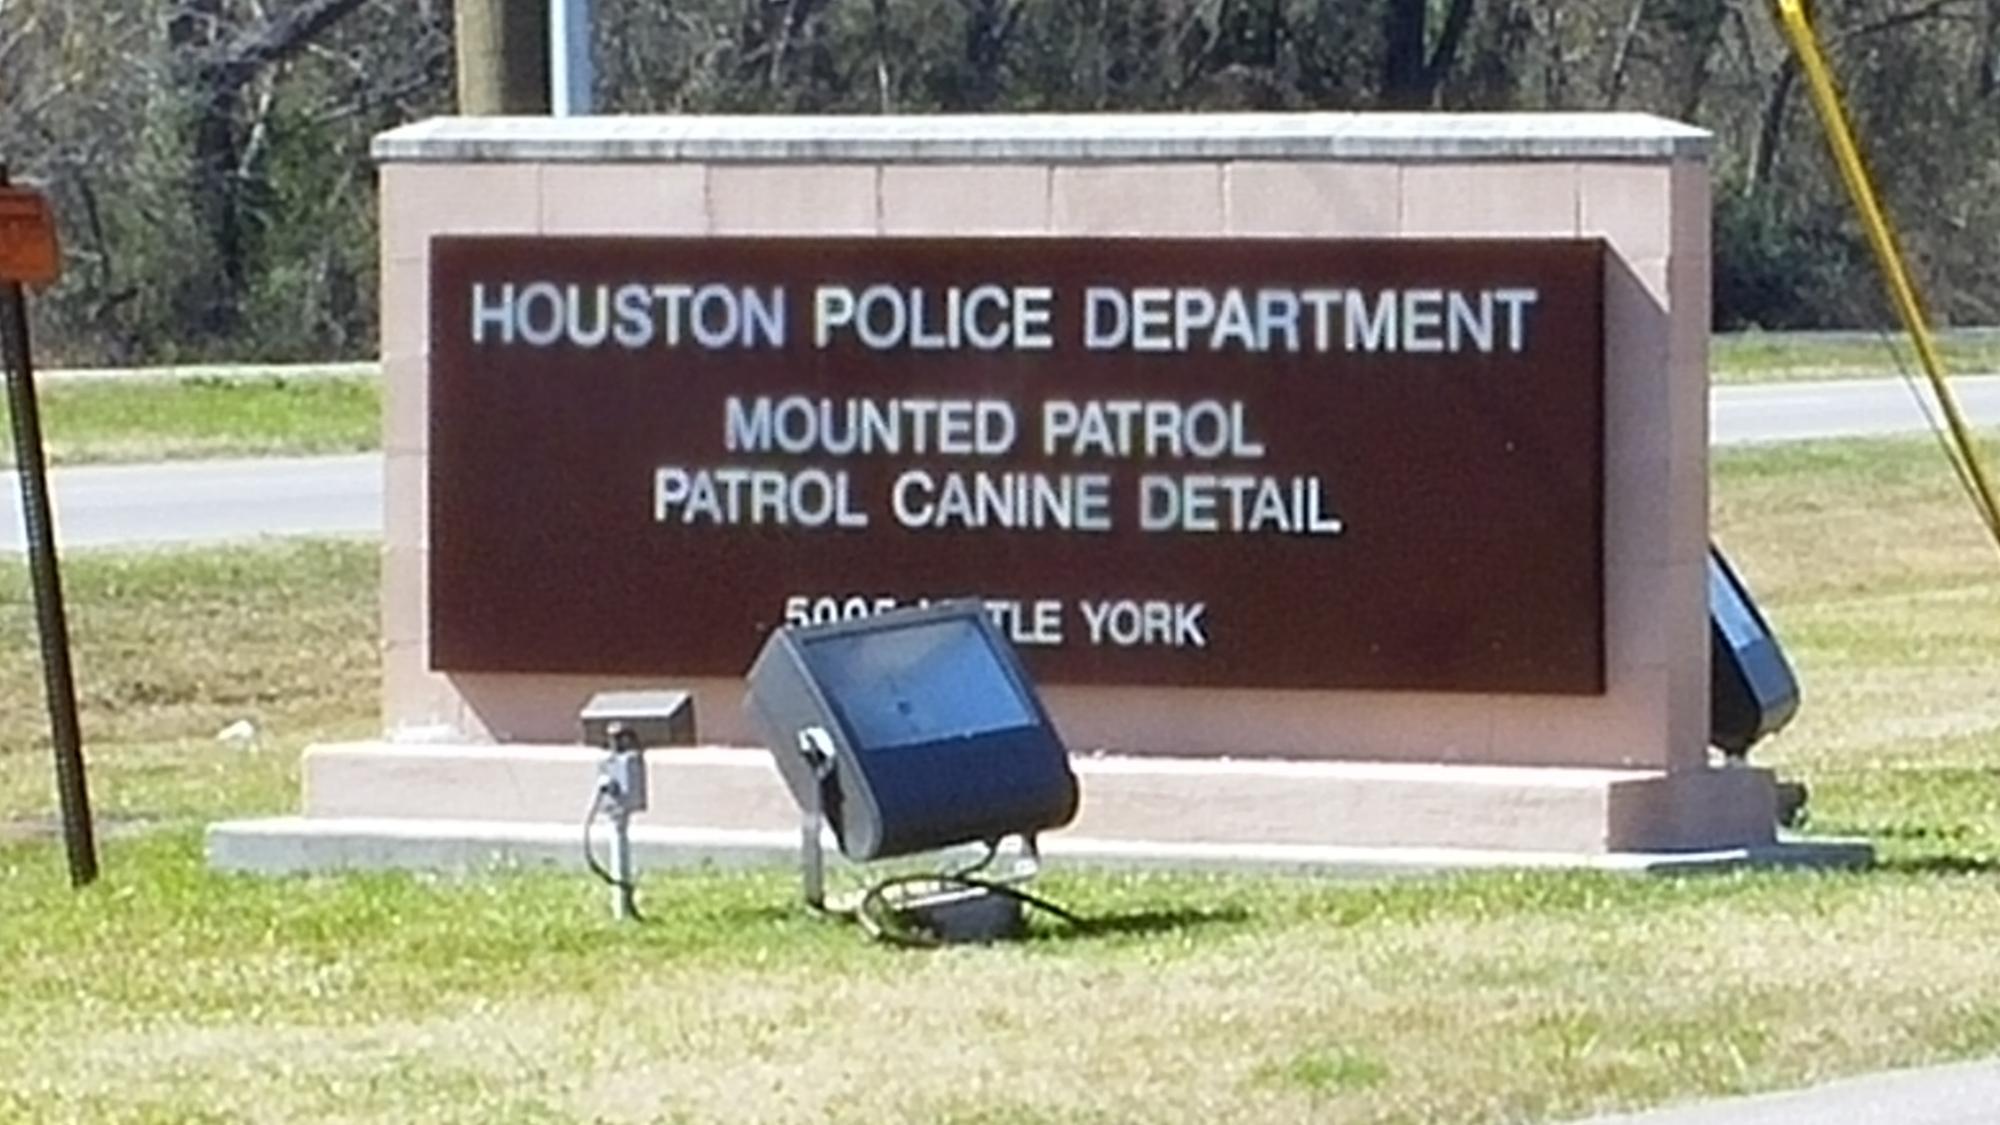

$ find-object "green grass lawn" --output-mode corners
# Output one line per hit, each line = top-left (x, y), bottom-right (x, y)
(0, 367), (377, 466)
(1711, 327), (2000, 384)
(1, 435), (1998, 1123)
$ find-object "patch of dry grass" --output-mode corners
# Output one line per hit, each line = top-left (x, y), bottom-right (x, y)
(0, 541), (375, 826)
(1713, 432), (2000, 777)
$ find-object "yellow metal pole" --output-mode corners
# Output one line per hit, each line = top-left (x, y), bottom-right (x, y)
(1774, 0), (2000, 549)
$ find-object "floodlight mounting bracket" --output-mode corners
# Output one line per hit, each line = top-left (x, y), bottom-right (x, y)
(795, 720), (1047, 942)
(797, 726), (837, 910)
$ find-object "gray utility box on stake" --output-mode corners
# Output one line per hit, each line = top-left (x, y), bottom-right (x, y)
(579, 690), (696, 750)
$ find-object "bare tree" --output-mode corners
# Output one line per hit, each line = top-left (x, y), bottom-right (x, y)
(1380, 0), (1474, 108)
(12, 0), (2000, 359)
(1979, 0), (1999, 95)
(168, 0), (374, 336)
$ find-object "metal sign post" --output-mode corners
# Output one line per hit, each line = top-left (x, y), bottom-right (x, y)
(0, 166), (98, 887)
(549, 0), (593, 116)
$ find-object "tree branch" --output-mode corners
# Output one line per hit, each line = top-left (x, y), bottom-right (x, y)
(212, 0), (372, 89)
(871, 0), (892, 112)
(1832, 0), (1975, 44)
(769, 0), (804, 88)
(0, 11), (34, 78)
(1749, 54), (1798, 194)
(1982, 0), (1999, 96)
(1602, 0), (1648, 107)
(1421, 0), (1475, 92)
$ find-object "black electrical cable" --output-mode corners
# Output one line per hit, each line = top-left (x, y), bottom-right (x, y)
(579, 784), (646, 920)
(580, 787), (616, 886)
(800, 834), (1095, 946)
(1870, 326), (2000, 542)
(850, 871), (1092, 948)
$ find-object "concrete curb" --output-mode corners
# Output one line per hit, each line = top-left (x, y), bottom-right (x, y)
(1570, 1057), (2000, 1124)
(206, 816), (1874, 879)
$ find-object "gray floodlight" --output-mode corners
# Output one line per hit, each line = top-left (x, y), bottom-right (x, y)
(743, 600), (1079, 937)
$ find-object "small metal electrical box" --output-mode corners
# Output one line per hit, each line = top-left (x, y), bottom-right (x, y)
(744, 600), (1079, 862)
(579, 690), (696, 750)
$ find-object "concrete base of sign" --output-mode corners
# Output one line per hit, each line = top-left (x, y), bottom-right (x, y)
(201, 742), (1856, 872)
(205, 816), (1872, 879)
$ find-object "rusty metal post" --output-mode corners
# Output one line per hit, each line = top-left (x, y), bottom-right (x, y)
(0, 164), (97, 886)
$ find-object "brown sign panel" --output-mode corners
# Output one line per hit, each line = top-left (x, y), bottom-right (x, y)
(0, 187), (60, 285)
(429, 237), (1604, 693)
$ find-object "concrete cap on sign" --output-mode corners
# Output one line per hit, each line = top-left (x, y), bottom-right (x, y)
(372, 112), (1711, 165)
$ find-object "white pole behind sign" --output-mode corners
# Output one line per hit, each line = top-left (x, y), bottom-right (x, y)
(551, 0), (594, 116)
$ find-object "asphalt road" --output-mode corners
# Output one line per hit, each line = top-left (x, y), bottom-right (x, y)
(4, 375), (1998, 552)
(1, 454), (379, 551)
(1711, 372), (2000, 445)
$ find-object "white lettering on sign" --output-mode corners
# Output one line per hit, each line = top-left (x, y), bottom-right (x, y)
(1041, 399), (1265, 460)
(1079, 286), (1539, 354)
(776, 593), (1210, 651)
(813, 284), (1055, 351)
(667, 394), (1343, 538)
(783, 594), (1071, 647)
(1080, 600), (1208, 648)
(653, 466), (869, 528)
(986, 598), (1067, 647)
(468, 280), (1543, 356)
(1138, 474), (1343, 536)
(432, 236), (1608, 693)
(472, 282), (786, 349)
(783, 594), (904, 627)
(724, 396), (1017, 457)
(891, 471), (1113, 532)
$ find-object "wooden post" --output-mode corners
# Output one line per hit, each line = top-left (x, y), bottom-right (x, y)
(455, 0), (551, 114)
